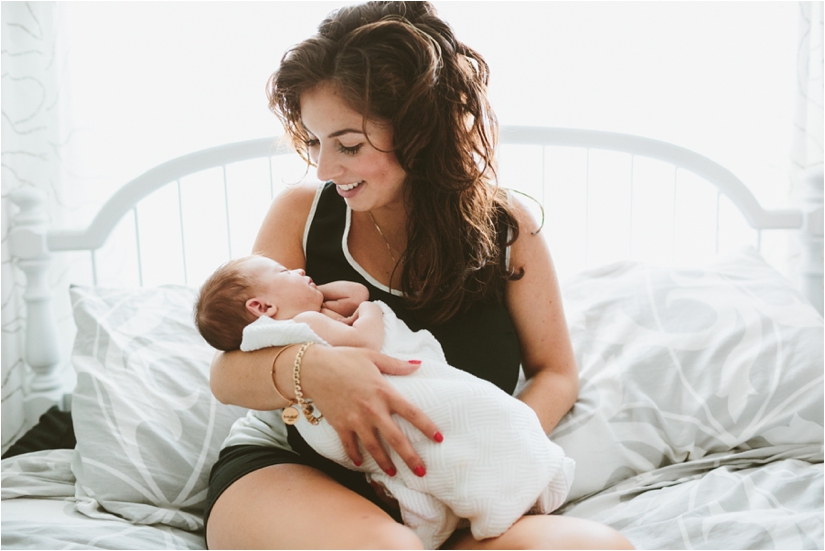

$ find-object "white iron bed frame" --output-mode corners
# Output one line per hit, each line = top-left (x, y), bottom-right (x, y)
(8, 125), (824, 431)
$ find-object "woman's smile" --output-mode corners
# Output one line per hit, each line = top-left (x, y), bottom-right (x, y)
(335, 180), (364, 198)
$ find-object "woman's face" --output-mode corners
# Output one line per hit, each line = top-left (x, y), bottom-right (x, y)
(300, 82), (407, 214)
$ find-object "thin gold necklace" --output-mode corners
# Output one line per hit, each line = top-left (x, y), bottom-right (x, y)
(368, 211), (400, 265)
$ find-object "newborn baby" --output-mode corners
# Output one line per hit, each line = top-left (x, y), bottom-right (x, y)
(195, 254), (574, 549)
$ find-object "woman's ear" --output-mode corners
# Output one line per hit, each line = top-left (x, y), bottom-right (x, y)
(246, 298), (277, 318)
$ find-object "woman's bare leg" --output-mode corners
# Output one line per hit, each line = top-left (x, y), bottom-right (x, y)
(443, 514), (634, 550)
(206, 463), (423, 550)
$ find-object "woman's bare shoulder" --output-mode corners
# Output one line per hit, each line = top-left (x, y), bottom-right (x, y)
(273, 182), (320, 218)
(253, 182), (321, 268)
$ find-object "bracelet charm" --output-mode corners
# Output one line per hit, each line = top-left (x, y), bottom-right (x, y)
(281, 406), (300, 425)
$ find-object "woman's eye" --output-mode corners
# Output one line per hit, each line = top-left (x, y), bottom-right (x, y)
(305, 138), (319, 148)
(338, 143), (362, 156)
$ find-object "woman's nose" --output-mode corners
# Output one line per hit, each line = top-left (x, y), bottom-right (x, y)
(314, 147), (342, 182)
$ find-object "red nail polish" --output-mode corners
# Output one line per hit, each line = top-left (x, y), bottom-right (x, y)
(354, 460), (362, 467)
(434, 431), (444, 443)
(413, 465), (426, 477)
(408, 360), (422, 365)
(385, 467), (397, 477)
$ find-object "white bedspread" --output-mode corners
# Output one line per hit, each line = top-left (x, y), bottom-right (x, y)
(242, 301), (575, 549)
(1, 450), (205, 550)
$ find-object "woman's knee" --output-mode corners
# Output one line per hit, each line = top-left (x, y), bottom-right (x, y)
(540, 518), (634, 550)
(353, 522), (423, 550)
(570, 522), (634, 550)
(492, 515), (634, 550)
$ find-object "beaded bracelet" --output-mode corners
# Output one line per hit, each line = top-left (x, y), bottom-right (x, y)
(292, 342), (323, 425)
(270, 344), (301, 425)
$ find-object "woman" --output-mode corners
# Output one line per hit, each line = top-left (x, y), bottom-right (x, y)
(205, 2), (633, 549)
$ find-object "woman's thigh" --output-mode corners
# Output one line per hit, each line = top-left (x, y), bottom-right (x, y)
(442, 514), (634, 550)
(206, 463), (423, 550)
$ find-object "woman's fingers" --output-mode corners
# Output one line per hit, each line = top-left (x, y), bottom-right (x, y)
(374, 354), (423, 376)
(357, 429), (398, 476)
(363, 384), (440, 476)
(339, 431), (363, 467)
(303, 347), (443, 475)
(373, 407), (428, 477)
(388, 390), (444, 446)
(335, 387), (440, 476)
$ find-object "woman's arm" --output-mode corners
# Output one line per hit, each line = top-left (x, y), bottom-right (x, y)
(505, 196), (579, 434)
(210, 185), (313, 410)
(209, 183), (440, 473)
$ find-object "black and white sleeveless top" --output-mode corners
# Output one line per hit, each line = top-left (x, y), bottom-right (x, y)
(303, 182), (521, 394)
(221, 182), (523, 452)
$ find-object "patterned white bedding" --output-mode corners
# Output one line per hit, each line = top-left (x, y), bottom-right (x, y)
(2, 248), (822, 549)
(3, 448), (821, 549)
(1, 450), (205, 550)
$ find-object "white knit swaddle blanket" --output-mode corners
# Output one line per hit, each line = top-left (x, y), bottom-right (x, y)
(241, 301), (575, 549)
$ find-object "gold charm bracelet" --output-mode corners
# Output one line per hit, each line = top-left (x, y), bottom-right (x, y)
(271, 344), (300, 425)
(292, 342), (322, 425)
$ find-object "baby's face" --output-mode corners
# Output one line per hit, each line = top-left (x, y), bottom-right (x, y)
(243, 256), (324, 319)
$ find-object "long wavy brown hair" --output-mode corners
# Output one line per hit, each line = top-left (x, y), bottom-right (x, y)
(267, 1), (522, 324)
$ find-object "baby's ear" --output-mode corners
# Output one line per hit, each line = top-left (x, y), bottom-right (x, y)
(246, 298), (277, 318)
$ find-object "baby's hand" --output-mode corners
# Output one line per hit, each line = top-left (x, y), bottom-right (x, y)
(297, 302), (383, 350)
(353, 301), (382, 320)
(320, 306), (360, 325)
(351, 302), (384, 351)
(319, 281), (370, 317)
(320, 306), (348, 322)
(339, 309), (359, 326)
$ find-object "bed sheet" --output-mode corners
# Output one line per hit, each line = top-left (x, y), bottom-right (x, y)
(3, 447), (822, 549)
(561, 447), (824, 550)
(1, 450), (205, 550)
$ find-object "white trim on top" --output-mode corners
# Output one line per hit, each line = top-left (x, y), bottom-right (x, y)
(505, 189), (513, 272)
(342, 207), (405, 296)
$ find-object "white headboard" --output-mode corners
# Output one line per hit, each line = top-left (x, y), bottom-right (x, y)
(8, 125), (823, 429)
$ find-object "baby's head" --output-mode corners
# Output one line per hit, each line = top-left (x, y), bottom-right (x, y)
(194, 255), (323, 351)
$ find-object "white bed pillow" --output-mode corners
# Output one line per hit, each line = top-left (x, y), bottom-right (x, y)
(551, 248), (824, 502)
(69, 285), (246, 531)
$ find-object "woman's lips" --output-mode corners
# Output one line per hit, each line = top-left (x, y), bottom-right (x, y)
(338, 181), (362, 191)
(335, 180), (363, 198)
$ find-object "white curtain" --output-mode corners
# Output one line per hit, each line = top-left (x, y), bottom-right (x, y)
(1, 2), (72, 450)
(792, 1), (824, 181)
(788, 1), (824, 307)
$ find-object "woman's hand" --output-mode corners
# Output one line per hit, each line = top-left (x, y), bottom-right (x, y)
(283, 345), (442, 476)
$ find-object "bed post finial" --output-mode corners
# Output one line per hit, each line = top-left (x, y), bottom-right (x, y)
(797, 166), (824, 315)
(9, 187), (65, 415)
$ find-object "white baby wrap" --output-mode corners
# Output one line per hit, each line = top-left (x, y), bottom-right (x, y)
(241, 301), (575, 549)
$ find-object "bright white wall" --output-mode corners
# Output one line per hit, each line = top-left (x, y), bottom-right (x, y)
(437, 1), (798, 210)
(59, 1), (798, 226)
